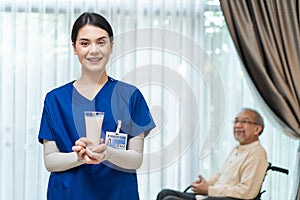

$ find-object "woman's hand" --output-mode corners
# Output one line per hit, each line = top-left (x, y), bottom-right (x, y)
(72, 138), (107, 164)
(85, 143), (107, 164)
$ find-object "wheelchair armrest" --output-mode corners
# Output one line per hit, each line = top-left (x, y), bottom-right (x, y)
(268, 165), (289, 175)
(183, 185), (192, 193)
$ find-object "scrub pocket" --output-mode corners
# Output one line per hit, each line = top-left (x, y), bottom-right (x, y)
(48, 188), (70, 200)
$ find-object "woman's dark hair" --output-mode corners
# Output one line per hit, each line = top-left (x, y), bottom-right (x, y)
(71, 12), (114, 44)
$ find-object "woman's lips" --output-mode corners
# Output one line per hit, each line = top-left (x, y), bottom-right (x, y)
(87, 57), (102, 63)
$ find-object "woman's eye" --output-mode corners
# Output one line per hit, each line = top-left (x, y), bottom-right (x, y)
(98, 41), (107, 47)
(80, 42), (89, 47)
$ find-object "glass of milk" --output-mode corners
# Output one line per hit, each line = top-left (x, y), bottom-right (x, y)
(84, 111), (104, 148)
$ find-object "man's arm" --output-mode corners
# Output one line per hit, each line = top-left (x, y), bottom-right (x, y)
(207, 172), (221, 186)
(208, 149), (268, 199)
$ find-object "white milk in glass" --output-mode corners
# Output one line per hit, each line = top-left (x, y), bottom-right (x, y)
(84, 111), (104, 147)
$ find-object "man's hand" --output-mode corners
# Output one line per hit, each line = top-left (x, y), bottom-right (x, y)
(191, 175), (209, 195)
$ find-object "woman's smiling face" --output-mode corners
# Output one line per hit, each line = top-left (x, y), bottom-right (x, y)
(73, 24), (113, 74)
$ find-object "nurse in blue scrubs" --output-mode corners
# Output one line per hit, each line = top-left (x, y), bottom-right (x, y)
(38, 12), (155, 200)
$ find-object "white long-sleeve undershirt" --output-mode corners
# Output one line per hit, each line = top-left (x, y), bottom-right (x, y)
(43, 133), (144, 172)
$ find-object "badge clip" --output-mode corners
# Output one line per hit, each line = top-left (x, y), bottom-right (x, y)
(116, 120), (122, 134)
(105, 120), (127, 150)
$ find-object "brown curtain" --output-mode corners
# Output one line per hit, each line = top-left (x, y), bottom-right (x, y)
(219, 0), (300, 199)
(219, 0), (300, 138)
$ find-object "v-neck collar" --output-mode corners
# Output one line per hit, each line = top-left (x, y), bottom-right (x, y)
(71, 77), (113, 103)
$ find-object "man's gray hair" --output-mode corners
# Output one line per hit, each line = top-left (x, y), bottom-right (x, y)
(242, 108), (264, 135)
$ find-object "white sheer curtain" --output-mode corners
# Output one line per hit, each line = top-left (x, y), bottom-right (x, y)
(0, 0), (298, 199)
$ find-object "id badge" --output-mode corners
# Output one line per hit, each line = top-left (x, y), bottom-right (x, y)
(105, 132), (127, 150)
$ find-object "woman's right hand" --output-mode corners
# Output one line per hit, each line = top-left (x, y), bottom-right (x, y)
(72, 138), (106, 164)
(72, 138), (93, 163)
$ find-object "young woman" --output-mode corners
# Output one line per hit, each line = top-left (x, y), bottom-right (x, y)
(38, 12), (155, 200)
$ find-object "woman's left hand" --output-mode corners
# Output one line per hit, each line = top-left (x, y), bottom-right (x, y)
(72, 138), (107, 164)
(85, 143), (107, 164)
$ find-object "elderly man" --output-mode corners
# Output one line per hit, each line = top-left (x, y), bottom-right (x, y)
(157, 108), (268, 200)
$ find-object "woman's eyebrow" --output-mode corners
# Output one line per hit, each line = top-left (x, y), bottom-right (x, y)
(78, 36), (108, 41)
(78, 38), (90, 41)
(97, 36), (108, 40)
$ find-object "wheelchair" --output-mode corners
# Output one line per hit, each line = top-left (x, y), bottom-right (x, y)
(183, 163), (289, 200)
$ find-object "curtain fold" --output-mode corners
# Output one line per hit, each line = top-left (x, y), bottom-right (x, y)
(219, 0), (300, 139)
(296, 145), (300, 200)
(219, 0), (300, 199)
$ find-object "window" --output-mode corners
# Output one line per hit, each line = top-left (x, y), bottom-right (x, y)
(0, 0), (297, 199)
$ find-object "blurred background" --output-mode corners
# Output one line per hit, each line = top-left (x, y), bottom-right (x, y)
(0, 0), (298, 199)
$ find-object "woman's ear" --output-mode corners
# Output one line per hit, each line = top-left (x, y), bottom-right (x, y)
(72, 43), (77, 55)
(110, 41), (114, 54)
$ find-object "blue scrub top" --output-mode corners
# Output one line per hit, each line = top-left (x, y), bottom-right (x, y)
(38, 77), (156, 200)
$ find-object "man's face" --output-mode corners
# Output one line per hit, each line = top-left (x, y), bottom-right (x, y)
(233, 110), (262, 145)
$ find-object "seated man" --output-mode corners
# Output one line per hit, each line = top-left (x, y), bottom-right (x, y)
(156, 108), (268, 200)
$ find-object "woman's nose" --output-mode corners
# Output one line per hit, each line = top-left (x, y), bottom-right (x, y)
(90, 43), (100, 53)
